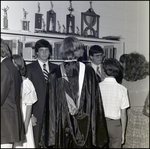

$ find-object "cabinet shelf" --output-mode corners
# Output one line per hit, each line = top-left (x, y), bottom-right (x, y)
(1, 28), (124, 62)
(1, 28), (121, 44)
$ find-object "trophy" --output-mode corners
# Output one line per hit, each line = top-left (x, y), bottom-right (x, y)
(47, 1), (56, 32)
(66, 0), (75, 34)
(35, 2), (43, 32)
(2, 6), (9, 29)
(62, 24), (66, 34)
(57, 21), (61, 33)
(76, 26), (80, 35)
(21, 8), (30, 31)
(81, 1), (100, 38)
(42, 18), (46, 32)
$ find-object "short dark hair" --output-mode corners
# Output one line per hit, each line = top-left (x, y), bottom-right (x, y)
(103, 58), (120, 77)
(89, 45), (104, 56)
(35, 39), (52, 54)
(12, 54), (26, 76)
(119, 54), (128, 64)
(1, 38), (11, 58)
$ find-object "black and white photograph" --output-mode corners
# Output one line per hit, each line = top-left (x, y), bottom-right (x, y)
(1, 1), (149, 148)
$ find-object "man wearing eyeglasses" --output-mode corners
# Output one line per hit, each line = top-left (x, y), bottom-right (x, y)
(89, 45), (106, 82)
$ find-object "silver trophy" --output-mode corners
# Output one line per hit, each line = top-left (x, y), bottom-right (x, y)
(35, 2), (43, 31)
(2, 6), (9, 29)
(21, 8), (30, 31)
(57, 21), (61, 32)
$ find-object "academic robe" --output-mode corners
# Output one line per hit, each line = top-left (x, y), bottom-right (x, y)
(40, 61), (109, 148)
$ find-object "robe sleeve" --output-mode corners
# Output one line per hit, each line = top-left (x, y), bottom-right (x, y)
(1, 63), (11, 105)
(48, 71), (57, 146)
(96, 86), (109, 148)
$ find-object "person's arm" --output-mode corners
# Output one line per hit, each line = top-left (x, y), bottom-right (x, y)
(121, 108), (127, 144)
(24, 104), (32, 133)
(1, 63), (11, 105)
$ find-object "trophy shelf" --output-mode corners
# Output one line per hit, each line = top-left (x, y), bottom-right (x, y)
(1, 29), (124, 63)
(1, 29), (121, 44)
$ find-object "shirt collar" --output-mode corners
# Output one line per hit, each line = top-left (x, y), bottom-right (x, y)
(91, 62), (101, 71)
(104, 77), (116, 82)
(38, 59), (49, 71)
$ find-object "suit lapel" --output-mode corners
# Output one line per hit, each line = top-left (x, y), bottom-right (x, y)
(34, 61), (46, 82)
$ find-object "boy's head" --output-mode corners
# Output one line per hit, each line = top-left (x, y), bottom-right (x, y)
(89, 45), (104, 65)
(1, 38), (11, 58)
(35, 39), (52, 62)
(103, 58), (120, 77)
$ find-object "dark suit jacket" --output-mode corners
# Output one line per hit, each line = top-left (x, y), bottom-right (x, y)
(1, 57), (25, 144)
(25, 60), (58, 123)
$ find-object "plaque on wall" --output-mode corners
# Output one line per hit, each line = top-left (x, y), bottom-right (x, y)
(35, 2), (43, 32)
(81, 1), (100, 38)
(21, 8), (30, 31)
(2, 6), (9, 29)
(46, 1), (56, 32)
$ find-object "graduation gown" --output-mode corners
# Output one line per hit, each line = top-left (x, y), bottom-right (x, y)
(40, 61), (108, 148)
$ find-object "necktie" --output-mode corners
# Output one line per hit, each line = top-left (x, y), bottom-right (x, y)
(43, 64), (49, 82)
(96, 66), (101, 77)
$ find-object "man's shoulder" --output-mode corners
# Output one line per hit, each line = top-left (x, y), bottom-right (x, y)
(85, 62), (94, 70)
(27, 60), (38, 67)
(84, 63), (96, 76)
(49, 61), (58, 67)
(86, 61), (92, 67)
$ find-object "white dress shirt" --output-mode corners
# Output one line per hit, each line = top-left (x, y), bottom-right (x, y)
(91, 62), (101, 74)
(38, 59), (49, 73)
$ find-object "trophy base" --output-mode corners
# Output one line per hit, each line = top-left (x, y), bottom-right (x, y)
(3, 17), (8, 29)
(21, 20), (30, 31)
(66, 33), (80, 36)
(20, 30), (30, 32)
(83, 35), (99, 38)
(34, 29), (46, 33)
(35, 13), (43, 29)
(46, 30), (58, 33)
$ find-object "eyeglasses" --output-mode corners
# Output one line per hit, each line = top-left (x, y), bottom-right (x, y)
(93, 53), (103, 58)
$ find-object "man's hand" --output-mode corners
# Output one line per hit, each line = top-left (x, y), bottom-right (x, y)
(122, 133), (125, 144)
(31, 114), (37, 126)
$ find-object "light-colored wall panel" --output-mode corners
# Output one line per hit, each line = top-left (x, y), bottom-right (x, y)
(125, 41), (138, 54)
(112, 1), (127, 10)
(126, 1), (139, 12)
(125, 11), (138, 22)
(137, 1), (149, 61)
(125, 21), (138, 33)
(111, 8), (126, 20)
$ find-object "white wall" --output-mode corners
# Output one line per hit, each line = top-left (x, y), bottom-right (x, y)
(1, 1), (149, 60)
(137, 1), (149, 61)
